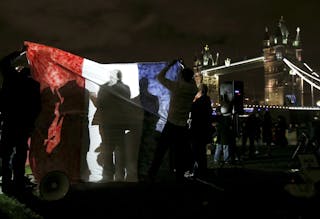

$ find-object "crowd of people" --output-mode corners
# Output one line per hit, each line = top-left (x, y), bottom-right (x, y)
(1, 45), (319, 202)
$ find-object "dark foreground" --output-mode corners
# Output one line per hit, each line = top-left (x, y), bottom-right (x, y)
(20, 168), (318, 219)
(3, 144), (320, 219)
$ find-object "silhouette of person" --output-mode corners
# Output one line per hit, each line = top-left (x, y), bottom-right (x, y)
(213, 102), (233, 165)
(274, 115), (288, 147)
(29, 80), (91, 184)
(190, 83), (213, 178)
(93, 69), (131, 182)
(242, 111), (260, 159)
(58, 80), (91, 182)
(311, 115), (320, 159)
(123, 85), (144, 182)
(136, 77), (160, 180)
(148, 60), (198, 182)
(28, 87), (60, 183)
(0, 49), (41, 197)
(262, 111), (273, 156)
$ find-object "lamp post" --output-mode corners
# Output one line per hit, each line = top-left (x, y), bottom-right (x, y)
(289, 69), (296, 105)
(311, 72), (320, 106)
(311, 83), (314, 106)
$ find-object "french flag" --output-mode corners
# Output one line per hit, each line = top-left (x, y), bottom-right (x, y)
(25, 41), (181, 183)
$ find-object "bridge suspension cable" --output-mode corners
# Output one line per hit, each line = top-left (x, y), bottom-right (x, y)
(283, 58), (320, 91)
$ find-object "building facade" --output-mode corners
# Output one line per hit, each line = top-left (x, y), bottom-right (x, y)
(263, 16), (302, 106)
(196, 17), (305, 107)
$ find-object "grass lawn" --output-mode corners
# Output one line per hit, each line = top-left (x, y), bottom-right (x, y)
(0, 164), (43, 219)
(0, 194), (43, 219)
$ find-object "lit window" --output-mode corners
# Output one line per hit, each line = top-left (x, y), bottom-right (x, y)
(276, 52), (282, 60)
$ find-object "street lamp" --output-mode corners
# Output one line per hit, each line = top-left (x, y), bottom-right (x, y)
(289, 69), (296, 104)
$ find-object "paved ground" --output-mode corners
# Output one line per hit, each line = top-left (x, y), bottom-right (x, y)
(16, 144), (319, 218)
(1, 143), (320, 218)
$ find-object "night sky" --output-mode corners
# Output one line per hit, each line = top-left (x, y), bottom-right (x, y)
(1, 0), (320, 72)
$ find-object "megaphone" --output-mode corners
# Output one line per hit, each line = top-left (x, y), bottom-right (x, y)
(39, 170), (70, 201)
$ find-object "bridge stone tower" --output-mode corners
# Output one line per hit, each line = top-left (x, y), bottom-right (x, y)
(193, 45), (220, 106)
(263, 16), (302, 106)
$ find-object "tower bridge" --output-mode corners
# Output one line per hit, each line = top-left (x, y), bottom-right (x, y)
(197, 17), (320, 108)
(201, 56), (265, 76)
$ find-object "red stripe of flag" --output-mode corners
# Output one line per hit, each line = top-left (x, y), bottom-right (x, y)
(24, 41), (85, 91)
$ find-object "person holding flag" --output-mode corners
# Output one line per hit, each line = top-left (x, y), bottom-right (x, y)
(0, 46), (41, 198)
(148, 60), (198, 183)
(22, 41), (182, 185)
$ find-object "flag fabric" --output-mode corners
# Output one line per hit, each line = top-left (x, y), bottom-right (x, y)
(24, 41), (181, 183)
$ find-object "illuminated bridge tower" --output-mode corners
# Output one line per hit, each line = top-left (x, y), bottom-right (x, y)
(263, 16), (302, 106)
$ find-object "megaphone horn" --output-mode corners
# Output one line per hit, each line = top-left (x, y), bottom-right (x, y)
(39, 170), (70, 201)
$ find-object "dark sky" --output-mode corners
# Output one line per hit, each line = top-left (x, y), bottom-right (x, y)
(1, 0), (320, 71)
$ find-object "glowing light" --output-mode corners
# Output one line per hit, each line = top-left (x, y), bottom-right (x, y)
(245, 105), (320, 111)
(304, 63), (313, 72)
(289, 69), (296, 75)
(201, 56), (264, 74)
(284, 59), (320, 82)
(283, 58), (320, 91)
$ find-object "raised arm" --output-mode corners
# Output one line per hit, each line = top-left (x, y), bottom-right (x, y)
(157, 59), (178, 89)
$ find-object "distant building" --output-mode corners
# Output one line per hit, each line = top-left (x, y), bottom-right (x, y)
(198, 17), (305, 107)
(263, 16), (302, 106)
